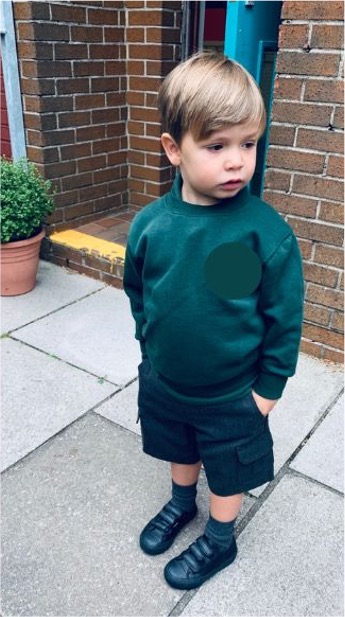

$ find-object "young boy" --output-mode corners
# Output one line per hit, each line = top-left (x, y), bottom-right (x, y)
(123, 51), (304, 590)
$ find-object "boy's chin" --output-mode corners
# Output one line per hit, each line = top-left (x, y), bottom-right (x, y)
(216, 187), (243, 200)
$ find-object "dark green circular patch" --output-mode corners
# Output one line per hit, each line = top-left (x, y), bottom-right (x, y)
(204, 242), (262, 299)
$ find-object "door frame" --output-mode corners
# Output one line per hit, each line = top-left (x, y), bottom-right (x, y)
(0, 1), (26, 160)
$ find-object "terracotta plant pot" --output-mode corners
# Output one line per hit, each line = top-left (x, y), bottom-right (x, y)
(0, 229), (45, 296)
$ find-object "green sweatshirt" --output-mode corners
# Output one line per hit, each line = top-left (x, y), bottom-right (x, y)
(123, 175), (304, 404)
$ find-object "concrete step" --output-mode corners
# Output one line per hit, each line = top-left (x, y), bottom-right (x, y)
(41, 229), (125, 288)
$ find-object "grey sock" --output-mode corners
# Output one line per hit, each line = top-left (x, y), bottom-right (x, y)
(204, 514), (236, 550)
(171, 480), (197, 512)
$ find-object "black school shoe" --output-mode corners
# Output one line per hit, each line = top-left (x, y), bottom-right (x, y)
(139, 500), (198, 556)
(164, 534), (238, 590)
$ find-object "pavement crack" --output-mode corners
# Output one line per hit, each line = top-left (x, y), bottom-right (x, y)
(2, 286), (106, 336)
(8, 335), (121, 386)
(168, 589), (200, 616)
(287, 467), (344, 498)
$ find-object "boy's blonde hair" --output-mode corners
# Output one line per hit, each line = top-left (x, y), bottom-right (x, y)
(158, 51), (266, 145)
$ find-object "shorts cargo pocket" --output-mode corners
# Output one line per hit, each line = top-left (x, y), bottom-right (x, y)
(236, 429), (274, 492)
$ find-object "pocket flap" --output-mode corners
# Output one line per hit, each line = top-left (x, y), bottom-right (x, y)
(237, 430), (273, 465)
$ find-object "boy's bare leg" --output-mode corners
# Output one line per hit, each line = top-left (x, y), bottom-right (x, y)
(171, 466), (243, 520)
(171, 461), (202, 485)
(210, 491), (243, 521)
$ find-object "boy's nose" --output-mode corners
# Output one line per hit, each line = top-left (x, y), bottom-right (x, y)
(224, 151), (243, 169)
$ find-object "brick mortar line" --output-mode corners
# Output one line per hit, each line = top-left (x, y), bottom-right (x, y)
(264, 188), (342, 204)
(329, 105), (337, 125)
(307, 262), (343, 276)
(304, 316), (337, 332)
(271, 121), (343, 131)
(269, 144), (343, 156)
(306, 278), (343, 289)
(271, 214), (343, 230)
(270, 124), (343, 134)
(303, 327), (344, 345)
(276, 75), (342, 80)
(278, 49), (343, 54)
(268, 187), (344, 203)
(307, 21), (313, 47)
(281, 20), (344, 24)
(127, 25), (181, 29)
(295, 216), (342, 228)
(267, 166), (344, 182)
(304, 259), (343, 273)
(275, 100), (337, 107)
(304, 318), (343, 334)
(306, 341), (344, 354)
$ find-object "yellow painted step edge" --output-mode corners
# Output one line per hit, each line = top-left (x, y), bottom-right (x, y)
(50, 230), (126, 262)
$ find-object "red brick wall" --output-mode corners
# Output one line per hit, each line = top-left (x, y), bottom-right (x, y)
(11, 0), (344, 361)
(264, 0), (344, 363)
(13, 0), (182, 225)
(13, 0), (128, 231)
(125, 0), (182, 207)
(0, 54), (12, 159)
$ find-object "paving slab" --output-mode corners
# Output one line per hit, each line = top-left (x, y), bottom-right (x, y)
(1, 338), (117, 471)
(96, 379), (140, 435)
(12, 286), (141, 387)
(290, 393), (344, 493)
(1, 412), (255, 617)
(180, 473), (344, 617)
(250, 353), (343, 496)
(1, 261), (104, 334)
(268, 354), (343, 472)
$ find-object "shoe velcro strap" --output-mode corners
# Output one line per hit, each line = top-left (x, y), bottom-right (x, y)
(182, 535), (213, 570)
(154, 502), (183, 530)
(194, 536), (214, 558)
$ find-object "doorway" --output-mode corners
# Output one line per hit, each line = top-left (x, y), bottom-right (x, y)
(183, 1), (283, 197)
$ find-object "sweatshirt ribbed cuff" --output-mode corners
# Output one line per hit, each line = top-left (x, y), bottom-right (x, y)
(253, 372), (288, 400)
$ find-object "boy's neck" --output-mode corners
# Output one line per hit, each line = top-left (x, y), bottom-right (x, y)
(181, 184), (215, 207)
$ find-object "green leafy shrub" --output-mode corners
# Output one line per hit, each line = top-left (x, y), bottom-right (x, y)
(0, 157), (55, 243)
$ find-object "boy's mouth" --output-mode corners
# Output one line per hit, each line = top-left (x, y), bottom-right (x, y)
(220, 179), (243, 189)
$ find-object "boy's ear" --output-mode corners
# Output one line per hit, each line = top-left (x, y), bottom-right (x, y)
(161, 133), (181, 167)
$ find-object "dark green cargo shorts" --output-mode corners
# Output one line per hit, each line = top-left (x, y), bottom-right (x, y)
(137, 359), (274, 497)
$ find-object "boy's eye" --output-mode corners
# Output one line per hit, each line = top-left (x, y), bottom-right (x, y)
(206, 144), (223, 151)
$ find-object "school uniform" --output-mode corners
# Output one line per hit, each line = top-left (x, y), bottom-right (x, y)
(124, 174), (304, 496)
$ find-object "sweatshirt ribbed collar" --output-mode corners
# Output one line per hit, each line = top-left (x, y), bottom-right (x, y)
(165, 173), (251, 216)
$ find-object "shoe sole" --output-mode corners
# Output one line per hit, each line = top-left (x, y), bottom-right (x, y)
(164, 545), (238, 590)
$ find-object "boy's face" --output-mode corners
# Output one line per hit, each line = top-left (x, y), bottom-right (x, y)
(161, 123), (260, 206)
